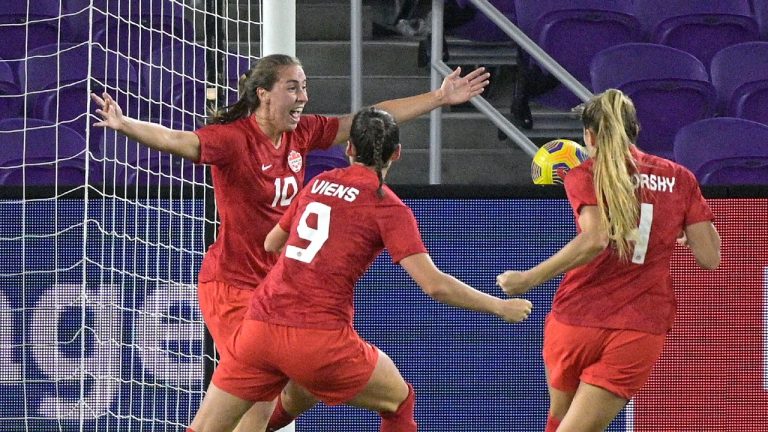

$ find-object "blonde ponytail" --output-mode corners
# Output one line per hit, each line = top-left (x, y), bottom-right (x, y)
(580, 89), (641, 261)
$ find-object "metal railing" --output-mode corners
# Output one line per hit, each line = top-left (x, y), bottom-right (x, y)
(349, 0), (592, 183)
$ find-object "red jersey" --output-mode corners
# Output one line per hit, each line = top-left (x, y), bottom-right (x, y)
(553, 147), (713, 334)
(193, 115), (339, 290)
(248, 164), (428, 329)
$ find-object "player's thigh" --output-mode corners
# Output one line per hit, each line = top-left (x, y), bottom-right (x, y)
(280, 380), (319, 416)
(191, 383), (270, 432)
(198, 281), (252, 347)
(545, 366), (575, 420)
(558, 382), (627, 432)
(346, 349), (409, 414)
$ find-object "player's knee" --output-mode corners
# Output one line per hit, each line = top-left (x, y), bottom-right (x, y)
(281, 383), (317, 416)
(379, 383), (417, 432)
(381, 382), (415, 416)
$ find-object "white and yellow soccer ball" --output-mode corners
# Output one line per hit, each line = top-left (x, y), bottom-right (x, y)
(531, 139), (589, 185)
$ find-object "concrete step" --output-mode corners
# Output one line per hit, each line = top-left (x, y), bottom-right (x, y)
(397, 113), (581, 150)
(222, 2), (373, 42)
(231, 40), (424, 76)
(388, 147), (534, 185)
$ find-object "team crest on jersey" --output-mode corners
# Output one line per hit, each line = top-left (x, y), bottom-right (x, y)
(288, 150), (303, 173)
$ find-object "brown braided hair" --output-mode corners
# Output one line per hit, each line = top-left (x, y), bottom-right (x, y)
(349, 107), (399, 198)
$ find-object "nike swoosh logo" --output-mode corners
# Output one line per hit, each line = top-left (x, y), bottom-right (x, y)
(261, 164), (272, 171)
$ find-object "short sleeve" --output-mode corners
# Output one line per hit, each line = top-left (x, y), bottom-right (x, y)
(681, 168), (714, 225)
(564, 166), (596, 215)
(194, 122), (246, 166)
(377, 203), (428, 264)
(298, 115), (340, 152)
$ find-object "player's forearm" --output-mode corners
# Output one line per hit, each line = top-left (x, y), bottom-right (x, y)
(425, 273), (505, 317)
(527, 232), (606, 286)
(117, 117), (201, 161)
(374, 89), (446, 124)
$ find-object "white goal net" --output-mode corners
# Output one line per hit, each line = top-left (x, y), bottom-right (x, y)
(0, 0), (262, 430)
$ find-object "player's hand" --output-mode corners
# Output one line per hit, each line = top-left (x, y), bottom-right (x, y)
(676, 231), (688, 247)
(496, 298), (533, 323)
(91, 92), (125, 131)
(496, 270), (534, 296)
(439, 66), (490, 106)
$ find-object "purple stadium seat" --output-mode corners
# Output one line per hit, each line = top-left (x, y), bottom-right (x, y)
(142, 42), (207, 121)
(19, 43), (144, 139)
(0, 59), (22, 119)
(674, 117), (768, 185)
(93, 21), (175, 77)
(223, 53), (254, 106)
(632, 0), (759, 68)
(0, 0), (76, 61)
(97, 121), (204, 187)
(591, 43), (716, 161)
(710, 41), (768, 124)
(304, 145), (349, 186)
(0, 118), (88, 186)
(753, 0), (768, 39)
(513, 0), (642, 109)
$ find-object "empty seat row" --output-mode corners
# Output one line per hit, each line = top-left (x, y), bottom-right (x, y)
(590, 41), (768, 161)
(0, 118), (205, 187)
(466, 0), (768, 110)
(0, 0), (194, 61)
(0, 43), (251, 139)
(674, 117), (768, 186)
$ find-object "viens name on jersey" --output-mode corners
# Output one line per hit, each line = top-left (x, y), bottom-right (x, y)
(633, 173), (676, 192)
(310, 179), (360, 202)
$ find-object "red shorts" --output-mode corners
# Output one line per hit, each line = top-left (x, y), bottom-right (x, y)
(212, 319), (379, 405)
(543, 314), (666, 400)
(197, 280), (254, 358)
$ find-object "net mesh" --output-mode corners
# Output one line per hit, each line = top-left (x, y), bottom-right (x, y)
(0, 0), (261, 429)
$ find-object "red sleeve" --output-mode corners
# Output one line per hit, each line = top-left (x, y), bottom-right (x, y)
(298, 115), (339, 152)
(193, 122), (245, 166)
(680, 167), (714, 225)
(563, 166), (596, 216)
(377, 202), (428, 264)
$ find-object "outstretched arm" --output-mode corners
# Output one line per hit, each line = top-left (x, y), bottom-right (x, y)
(332, 66), (490, 144)
(497, 205), (608, 296)
(91, 92), (201, 161)
(400, 253), (532, 323)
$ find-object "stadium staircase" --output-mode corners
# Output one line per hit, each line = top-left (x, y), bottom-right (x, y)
(226, 0), (583, 185)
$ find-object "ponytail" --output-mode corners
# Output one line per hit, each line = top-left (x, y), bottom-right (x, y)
(349, 107), (400, 198)
(580, 89), (641, 260)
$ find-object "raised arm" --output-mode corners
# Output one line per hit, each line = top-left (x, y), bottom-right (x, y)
(497, 205), (608, 296)
(91, 92), (201, 162)
(332, 66), (490, 144)
(683, 221), (720, 270)
(400, 253), (532, 323)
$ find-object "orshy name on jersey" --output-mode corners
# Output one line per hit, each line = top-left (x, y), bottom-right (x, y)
(310, 179), (360, 202)
(633, 173), (675, 193)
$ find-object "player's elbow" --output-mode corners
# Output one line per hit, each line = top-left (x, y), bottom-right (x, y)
(696, 251), (720, 270)
(418, 273), (452, 302)
(582, 230), (609, 256)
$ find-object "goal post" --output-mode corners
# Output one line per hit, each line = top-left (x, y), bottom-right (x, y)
(0, 0), (294, 430)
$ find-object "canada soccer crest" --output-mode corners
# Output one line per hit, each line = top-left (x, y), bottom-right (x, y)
(287, 150), (303, 173)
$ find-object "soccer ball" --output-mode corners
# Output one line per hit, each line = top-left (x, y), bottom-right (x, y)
(531, 139), (589, 185)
